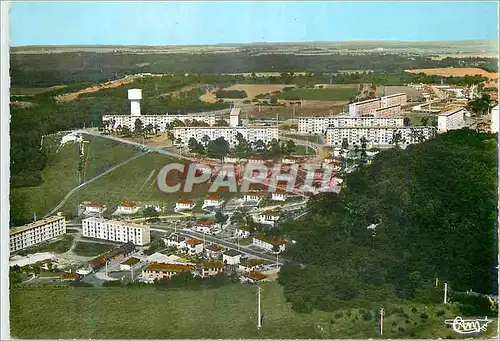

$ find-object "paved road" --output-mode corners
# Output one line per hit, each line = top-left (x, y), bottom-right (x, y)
(44, 151), (148, 218)
(150, 224), (285, 265)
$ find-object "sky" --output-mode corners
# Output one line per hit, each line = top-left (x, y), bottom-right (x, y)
(9, 1), (499, 46)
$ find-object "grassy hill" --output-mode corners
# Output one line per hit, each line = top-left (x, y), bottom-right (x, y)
(10, 282), (493, 339)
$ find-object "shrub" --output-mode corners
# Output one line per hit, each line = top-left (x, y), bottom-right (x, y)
(411, 307), (417, 313)
(436, 310), (445, 317)
(420, 313), (428, 319)
(334, 312), (343, 319)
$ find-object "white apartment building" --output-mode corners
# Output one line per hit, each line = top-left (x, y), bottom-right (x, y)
(298, 116), (404, 134)
(374, 104), (402, 117)
(10, 215), (66, 253)
(82, 217), (151, 246)
(326, 127), (436, 147)
(172, 126), (279, 147)
(102, 114), (217, 132)
(492, 105), (499, 133)
(437, 108), (466, 133)
(381, 93), (407, 108)
(348, 98), (381, 116)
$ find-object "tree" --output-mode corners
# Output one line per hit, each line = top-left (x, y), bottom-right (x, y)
(467, 94), (494, 116)
(403, 117), (411, 126)
(341, 138), (349, 150)
(121, 126), (132, 137)
(201, 135), (211, 147)
(188, 137), (205, 154)
(206, 137), (230, 159)
(389, 130), (405, 147)
(360, 136), (368, 164)
(134, 118), (144, 136)
(215, 210), (228, 224)
(254, 139), (267, 153)
(235, 133), (250, 158)
(267, 138), (281, 156)
(421, 117), (429, 126)
(143, 206), (160, 220)
(215, 119), (229, 127)
(285, 139), (296, 155)
(145, 123), (154, 137)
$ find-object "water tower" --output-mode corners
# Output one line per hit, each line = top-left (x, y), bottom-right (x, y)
(128, 89), (142, 116)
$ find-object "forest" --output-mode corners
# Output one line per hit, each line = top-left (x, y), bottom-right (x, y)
(10, 52), (497, 87)
(274, 129), (497, 314)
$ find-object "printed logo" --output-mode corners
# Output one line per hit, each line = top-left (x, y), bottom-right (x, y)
(444, 316), (491, 335)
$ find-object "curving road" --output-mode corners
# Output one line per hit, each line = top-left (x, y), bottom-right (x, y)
(44, 151), (148, 218)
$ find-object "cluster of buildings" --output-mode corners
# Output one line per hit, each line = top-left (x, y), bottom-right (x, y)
(101, 89), (279, 148)
(299, 93), (441, 147)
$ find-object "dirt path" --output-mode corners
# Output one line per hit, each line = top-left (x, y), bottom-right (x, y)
(55, 75), (138, 102)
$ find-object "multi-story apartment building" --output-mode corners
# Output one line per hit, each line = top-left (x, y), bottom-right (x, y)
(381, 93), (407, 108)
(326, 127), (436, 147)
(252, 235), (287, 254)
(298, 116), (404, 134)
(9, 215), (66, 253)
(437, 108), (466, 132)
(82, 217), (151, 246)
(102, 114), (217, 132)
(374, 104), (402, 117)
(172, 126), (279, 147)
(348, 98), (381, 116)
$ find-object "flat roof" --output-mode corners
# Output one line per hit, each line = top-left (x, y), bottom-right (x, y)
(350, 98), (381, 105)
(375, 104), (401, 111)
(439, 108), (466, 117)
(82, 217), (150, 229)
(382, 93), (407, 99)
(223, 249), (242, 257)
(10, 215), (65, 235)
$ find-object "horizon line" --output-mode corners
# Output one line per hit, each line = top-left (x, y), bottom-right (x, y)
(10, 38), (499, 48)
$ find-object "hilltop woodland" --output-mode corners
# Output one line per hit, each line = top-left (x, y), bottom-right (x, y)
(273, 129), (497, 315)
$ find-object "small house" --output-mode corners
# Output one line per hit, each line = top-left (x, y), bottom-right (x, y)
(116, 201), (138, 214)
(186, 238), (204, 255)
(120, 257), (140, 271)
(200, 261), (224, 277)
(252, 235), (287, 253)
(222, 249), (242, 265)
(175, 199), (195, 212)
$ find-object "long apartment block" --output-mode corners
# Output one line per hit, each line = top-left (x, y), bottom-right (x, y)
(172, 126), (279, 147)
(326, 126), (436, 147)
(348, 93), (407, 116)
(298, 116), (404, 134)
(82, 217), (151, 246)
(102, 114), (217, 132)
(9, 215), (66, 253)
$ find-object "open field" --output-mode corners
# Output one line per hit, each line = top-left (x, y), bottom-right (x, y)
(10, 134), (143, 224)
(276, 87), (357, 101)
(73, 242), (117, 257)
(375, 85), (424, 99)
(10, 282), (494, 339)
(405, 67), (498, 79)
(219, 84), (295, 99)
(59, 151), (209, 217)
(10, 85), (67, 96)
(55, 75), (138, 102)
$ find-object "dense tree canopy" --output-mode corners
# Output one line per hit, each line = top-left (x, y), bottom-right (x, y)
(277, 129), (497, 313)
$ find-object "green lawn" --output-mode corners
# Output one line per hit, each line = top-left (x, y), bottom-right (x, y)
(277, 88), (357, 101)
(10, 133), (141, 224)
(19, 234), (75, 255)
(60, 152), (210, 217)
(293, 145), (316, 156)
(9, 282), (494, 339)
(10, 86), (67, 96)
(72, 242), (118, 257)
(284, 134), (324, 144)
